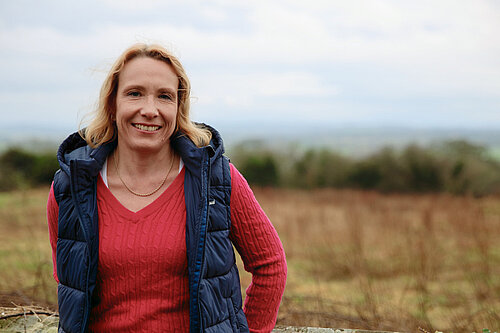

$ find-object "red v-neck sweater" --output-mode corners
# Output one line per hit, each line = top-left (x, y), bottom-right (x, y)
(47, 163), (287, 333)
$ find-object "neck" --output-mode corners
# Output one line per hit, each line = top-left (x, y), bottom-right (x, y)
(106, 143), (180, 204)
(113, 144), (177, 177)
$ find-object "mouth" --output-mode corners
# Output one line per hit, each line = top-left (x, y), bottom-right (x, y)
(132, 123), (162, 132)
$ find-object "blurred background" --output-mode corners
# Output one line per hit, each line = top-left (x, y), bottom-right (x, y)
(0, 1), (499, 331)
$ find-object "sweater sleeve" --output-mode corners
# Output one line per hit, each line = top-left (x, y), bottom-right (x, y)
(47, 182), (59, 284)
(229, 163), (287, 333)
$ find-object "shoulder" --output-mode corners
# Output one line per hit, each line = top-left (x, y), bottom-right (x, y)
(229, 163), (251, 192)
(229, 163), (243, 183)
(57, 131), (115, 171)
(52, 169), (70, 205)
(52, 132), (87, 201)
(53, 132), (115, 200)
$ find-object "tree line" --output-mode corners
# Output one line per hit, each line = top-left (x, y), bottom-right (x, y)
(0, 147), (59, 191)
(231, 140), (500, 196)
(1, 140), (499, 196)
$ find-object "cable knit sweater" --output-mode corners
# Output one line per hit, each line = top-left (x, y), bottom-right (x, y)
(47, 163), (286, 333)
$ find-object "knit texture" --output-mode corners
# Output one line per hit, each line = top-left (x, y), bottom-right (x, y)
(47, 163), (287, 333)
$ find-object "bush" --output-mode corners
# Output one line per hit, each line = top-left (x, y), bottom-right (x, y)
(293, 149), (351, 189)
(238, 154), (279, 186)
(0, 147), (58, 191)
(400, 145), (444, 192)
(32, 154), (60, 185)
(436, 140), (500, 196)
(347, 160), (382, 189)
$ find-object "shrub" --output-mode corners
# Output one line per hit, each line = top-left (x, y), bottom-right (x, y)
(0, 147), (58, 191)
(238, 154), (279, 187)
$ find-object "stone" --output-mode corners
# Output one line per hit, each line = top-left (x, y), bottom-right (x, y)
(0, 314), (58, 333)
(0, 310), (402, 333)
(272, 326), (402, 333)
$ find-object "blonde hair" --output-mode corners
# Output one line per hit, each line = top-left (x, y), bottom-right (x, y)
(81, 43), (211, 148)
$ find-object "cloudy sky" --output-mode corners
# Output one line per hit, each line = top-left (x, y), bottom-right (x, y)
(1, 0), (499, 137)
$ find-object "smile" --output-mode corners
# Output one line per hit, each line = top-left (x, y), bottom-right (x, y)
(132, 124), (162, 132)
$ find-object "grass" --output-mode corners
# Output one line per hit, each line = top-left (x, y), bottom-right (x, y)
(0, 186), (499, 331)
(247, 187), (500, 332)
(0, 188), (56, 308)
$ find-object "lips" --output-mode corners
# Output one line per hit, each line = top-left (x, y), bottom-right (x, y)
(132, 123), (162, 132)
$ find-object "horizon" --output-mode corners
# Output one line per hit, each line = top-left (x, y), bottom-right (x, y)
(1, 124), (498, 159)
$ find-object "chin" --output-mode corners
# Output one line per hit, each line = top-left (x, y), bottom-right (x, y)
(119, 131), (172, 153)
(132, 141), (165, 153)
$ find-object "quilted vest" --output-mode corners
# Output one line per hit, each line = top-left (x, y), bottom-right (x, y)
(53, 127), (249, 333)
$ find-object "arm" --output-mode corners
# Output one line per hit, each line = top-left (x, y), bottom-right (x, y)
(229, 164), (287, 333)
(47, 182), (59, 284)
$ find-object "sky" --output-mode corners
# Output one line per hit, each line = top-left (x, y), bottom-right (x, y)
(1, 0), (500, 138)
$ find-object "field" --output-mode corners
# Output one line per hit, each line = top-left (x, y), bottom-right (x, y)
(0, 187), (499, 332)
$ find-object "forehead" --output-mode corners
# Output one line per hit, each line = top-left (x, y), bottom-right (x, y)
(119, 56), (179, 89)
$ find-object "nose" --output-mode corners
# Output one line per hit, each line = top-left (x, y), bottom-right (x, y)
(140, 96), (158, 119)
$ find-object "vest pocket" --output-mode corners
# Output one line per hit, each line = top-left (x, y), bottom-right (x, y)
(57, 284), (86, 333)
(56, 239), (88, 290)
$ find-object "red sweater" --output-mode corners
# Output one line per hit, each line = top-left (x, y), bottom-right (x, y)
(47, 163), (286, 333)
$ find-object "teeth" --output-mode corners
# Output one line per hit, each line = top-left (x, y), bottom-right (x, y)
(134, 124), (160, 131)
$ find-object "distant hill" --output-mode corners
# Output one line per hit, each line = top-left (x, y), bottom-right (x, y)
(1, 124), (499, 159)
(220, 125), (500, 159)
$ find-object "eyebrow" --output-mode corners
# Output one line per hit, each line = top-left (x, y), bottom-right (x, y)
(121, 84), (177, 94)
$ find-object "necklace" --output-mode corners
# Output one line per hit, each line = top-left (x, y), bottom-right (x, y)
(113, 151), (176, 197)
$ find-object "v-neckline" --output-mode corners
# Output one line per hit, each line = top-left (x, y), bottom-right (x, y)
(97, 167), (185, 220)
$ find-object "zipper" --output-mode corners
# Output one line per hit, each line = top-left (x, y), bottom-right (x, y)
(196, 148), (212, 331)
(81, 179), (98, 332)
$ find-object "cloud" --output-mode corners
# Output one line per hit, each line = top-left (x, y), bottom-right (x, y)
(192, 71), (338, 105)
(0, 0), (499, 130)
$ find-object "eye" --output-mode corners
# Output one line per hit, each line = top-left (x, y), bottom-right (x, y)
(127, 91), (141, 97)
(159, 93), (174, 101)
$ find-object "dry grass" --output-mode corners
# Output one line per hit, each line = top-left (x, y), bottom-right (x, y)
(1, 187), (499, 332)
(0, 188), (56, 309)
(246, 187), (500, 332)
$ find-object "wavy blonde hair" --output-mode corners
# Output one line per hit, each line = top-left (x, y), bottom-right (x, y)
(81, 43), (211, 148)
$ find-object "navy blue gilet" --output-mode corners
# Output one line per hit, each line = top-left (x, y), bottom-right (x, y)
(53, 126), (249, 333)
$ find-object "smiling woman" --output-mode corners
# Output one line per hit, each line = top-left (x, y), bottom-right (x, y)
(46, 44), (287, 333)
(115, 57), (178, 153)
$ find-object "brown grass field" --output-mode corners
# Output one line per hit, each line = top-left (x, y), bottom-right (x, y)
(0, 187), (499, 332)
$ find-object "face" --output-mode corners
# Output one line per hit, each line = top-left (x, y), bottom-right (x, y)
(115, 56), (179, 154)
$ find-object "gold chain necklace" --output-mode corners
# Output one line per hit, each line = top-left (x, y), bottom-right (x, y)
(113, 152), (175, 197)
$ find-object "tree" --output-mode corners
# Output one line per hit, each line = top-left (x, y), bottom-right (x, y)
(239, 154), (279, 186)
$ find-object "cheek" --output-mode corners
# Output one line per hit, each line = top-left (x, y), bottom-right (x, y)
(115, 101), (133, 120)
(114, 106), (130, 132)
(165, 111), (178, 136)
(167, 107), (178, 124)
(114, 102), (123, 121)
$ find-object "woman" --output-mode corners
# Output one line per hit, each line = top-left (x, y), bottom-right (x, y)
(47, 43), (287, 333)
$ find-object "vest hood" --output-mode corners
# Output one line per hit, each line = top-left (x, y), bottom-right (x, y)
(171, 123), (225, 172)
(56, 132), (116, 179)
(57, 123), (224, 178)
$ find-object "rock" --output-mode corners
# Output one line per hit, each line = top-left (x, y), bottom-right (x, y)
(0, 310), (401, 333)
(272, 327), (402, 333)
(0, 314), (58, 333)
(0, 307), (58, 333)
